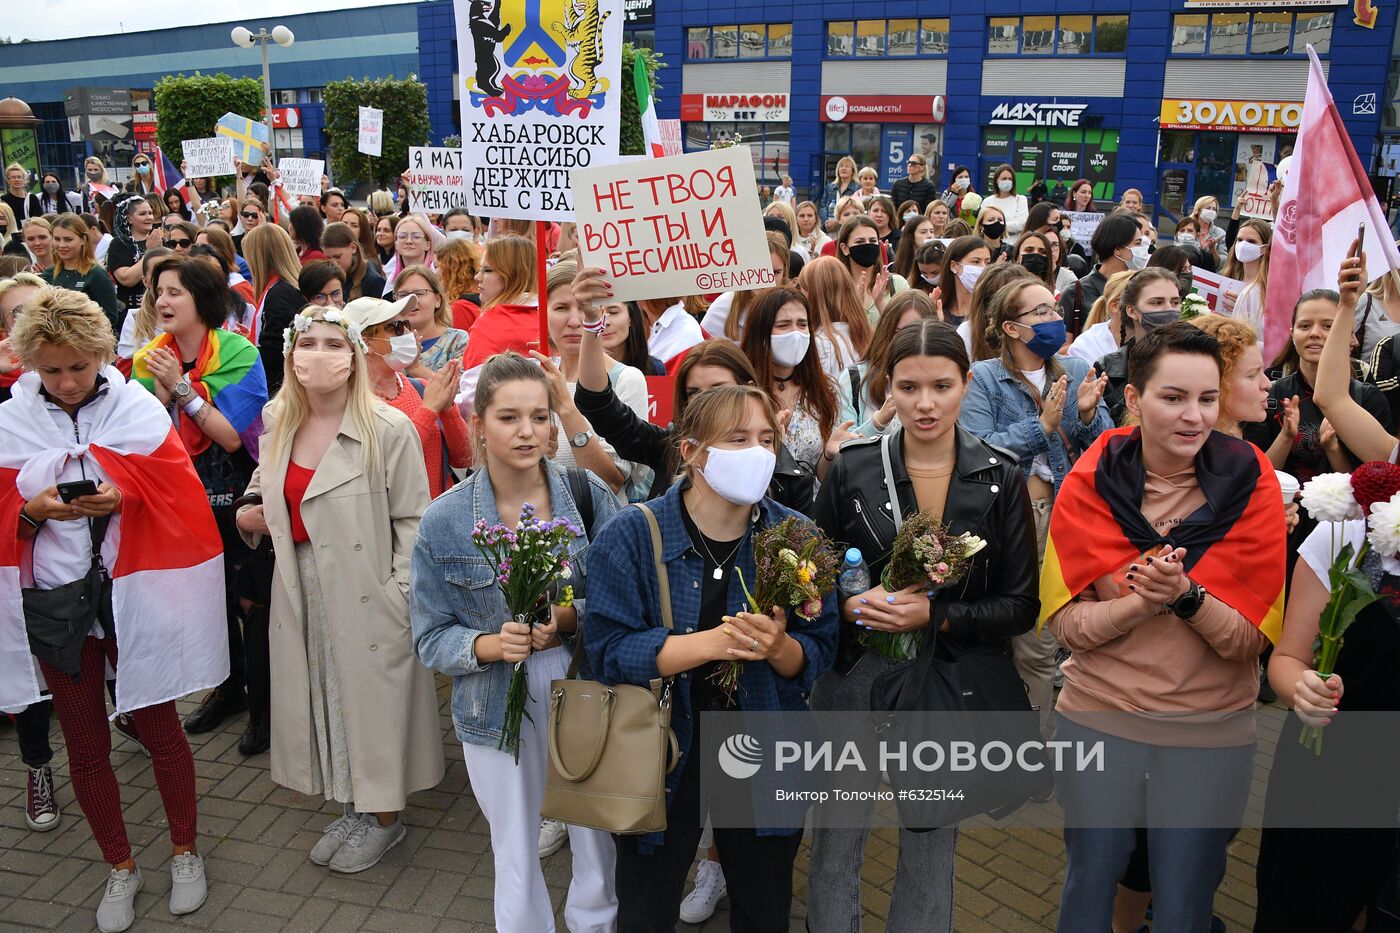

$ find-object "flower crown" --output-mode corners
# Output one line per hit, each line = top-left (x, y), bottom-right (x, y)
(282, 308), (368, 356)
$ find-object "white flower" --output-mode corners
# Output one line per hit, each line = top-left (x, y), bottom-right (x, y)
(1300, 472), (1362, 523)
(281, 326), (295, 356)
(958, 534), (988, 558)
(344, 320), (368, 353)
(323, 309), (344, 324)
(1367, 491), (1400, 557)
(291, 313), (313, 334)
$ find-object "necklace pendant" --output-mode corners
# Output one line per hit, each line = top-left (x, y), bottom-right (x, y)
(712, 567), (724, 581)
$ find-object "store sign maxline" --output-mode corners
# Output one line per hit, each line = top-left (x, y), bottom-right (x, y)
(1160, 98), (1303, 133)
(989, 102), (1089, 128)
(680, 93), (789, 122)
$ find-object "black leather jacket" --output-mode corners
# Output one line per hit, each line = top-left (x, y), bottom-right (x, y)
(813, 426), (1040, 674)
(1096, 339), (1133, 427)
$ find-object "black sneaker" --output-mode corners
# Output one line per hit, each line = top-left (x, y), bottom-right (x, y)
(112, 714), (149, 757)
(182, 689), (248, 735)
(238, 720), (270, 756)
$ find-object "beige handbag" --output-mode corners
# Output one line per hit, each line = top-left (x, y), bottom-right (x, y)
(542, 503), (680, 834)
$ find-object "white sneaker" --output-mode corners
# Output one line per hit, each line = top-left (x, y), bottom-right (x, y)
(309, 809), (363, 866)
(96, 867), (142, 933)
(169, 852), (207, 915)
(679, 859), (726, 924)
(538, 818), (569, 858)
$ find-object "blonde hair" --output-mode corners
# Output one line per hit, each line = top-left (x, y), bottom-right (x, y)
(545, 260), (578, 299)
(832, 156), (857, 186)
(832, 195), (864, 223)
(1188, 313), (1259, 433)
(435, 237), (482, 303)
(1221, 218), (1272, 296)
(0, 202), (17, 235)
(764, 200), (798, 239)
(22, 216), (51, 236)
(675, 385), (779, 479)
(857, 166), (878, 182)
(49, 214), (97, 276)
(9, 285), (115, 365)
(1190, 196), (1218, 220)
(482, 235), (535, 309)
(395, 264), (453, 329)
(1084, 269), (1137, 329)
(0, 271), (46, 332)
(264, 308), (382, 479)
(244, 224), (302, 296)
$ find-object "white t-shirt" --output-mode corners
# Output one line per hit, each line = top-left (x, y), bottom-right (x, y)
(1021, 366), (1056, 483)
(956, 319), (974, 359)
(816, 325), (859, 382)
(983, 194), (1030, 237)
(774, 186), (795, 205)
(699, 292), (737, 342)
(648, 302), (705, 366)
(1068, 321), (1118, 364)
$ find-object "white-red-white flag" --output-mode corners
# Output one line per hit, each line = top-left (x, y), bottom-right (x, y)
(1264, 46), (1400, 362)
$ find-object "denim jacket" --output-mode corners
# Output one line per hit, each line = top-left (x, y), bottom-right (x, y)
(960, 355), (1113, 495)
(818, 180), (860, 225)
(410, 462), (621, 748)
(583, 481), (839, 851)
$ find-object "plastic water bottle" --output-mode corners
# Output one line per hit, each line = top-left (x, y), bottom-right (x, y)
(838, 547), (871, 596)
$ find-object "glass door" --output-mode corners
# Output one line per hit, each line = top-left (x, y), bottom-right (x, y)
(1156, 130), (1195, 232)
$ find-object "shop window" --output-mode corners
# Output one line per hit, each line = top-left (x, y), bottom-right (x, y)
(828, 18), (949, 58)
(630, 29), (655, 51)
(827, 22), (854, 57)
(920, 19), (950, 54)
(856, 20), (886, 57)
(986, 15), (1129, 56)
(888, 19), (918, 57)
(1159, 131), (1196, 164)
(688, 23), (792, 60)
(1172, 11), (1331, 57)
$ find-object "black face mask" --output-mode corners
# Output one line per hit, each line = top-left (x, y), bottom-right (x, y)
(1177, 273), (1194, 297)
(847, 242), (881, 268)
(982, 220), (1006, 240)
(1020, 253), (1048, 277)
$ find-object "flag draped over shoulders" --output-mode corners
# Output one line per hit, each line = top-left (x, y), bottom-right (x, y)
(132, 328), (266, 458)
(1039, 426), (1286, 644)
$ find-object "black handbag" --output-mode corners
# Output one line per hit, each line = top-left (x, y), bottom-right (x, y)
(868, 615), (1050, 829)
(21, 515), (113, 679)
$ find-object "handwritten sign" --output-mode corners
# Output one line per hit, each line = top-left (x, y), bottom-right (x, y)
(1190, 266), (1246, 314)
(645, 374), (676, 426)
(215, 113), (270, 165)
(454, 0), (624, 220)
(658, 120), (683, 157)
(1065, 211), (1104, 245)
(278, 158), (324, 197)
(406, 147), (468, 213)
(358, 106), (383, 157)
(181, 136), (235, 179)
(572, 145), (774, 303)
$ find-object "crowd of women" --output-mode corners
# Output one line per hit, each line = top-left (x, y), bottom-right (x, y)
(0, 154), (1397, 933)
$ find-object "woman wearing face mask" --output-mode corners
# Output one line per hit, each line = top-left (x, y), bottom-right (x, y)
(413, 350), (621, 933)
(1043, 228), (1079, 293)
(939, 165), (974, 218)
(819, 156), (860, 233)
(795, 200), (833, 258)
(1219, 220), (1271, 332)
(959, 263), (1038, 364)
(890, 216), (938, 285)
(838, 289), (939, 439)
(235, 306), (444, 875)
(837, 216), (906, 320)
(984, 165), (1030, 238)
(432, 237), (482, 330)
(1188, 197), (1227, 264)
(975, 205), (1013, 262)
(42, 214), (122, 330)
(79, 157), (114, 214)
(341, 294), (469, 498)
(925, 199), (952, 237)
(1056, 213), (1143, 338)
(741, 287), (853, 478)
(962, 278), (1112, 737)
(807, 320), (1039, 933)
(322, 222), (386, 302)
(392, 266), (469, 377)
(1068, 269), (1135, 366)
(912, 240), (947, 299)
(584, 383), (838, 931)
(866, 195), (899, 252)
(39, 172), (81, 215)
(939, 235), (992, 326)
(1094, 268), (1184, 424)
(702, 232), (793, 342)
(2, 163), (41, 222)
(1065, 178), (1095, 213)
(1015, 231), (1057, 292)
(1045, 323), (1284, 933)
(127, 155), (156, 196)
(22, 217), (53, 274)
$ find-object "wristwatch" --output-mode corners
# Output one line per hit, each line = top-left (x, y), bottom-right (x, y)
(569, 430), (594, 449)
(173, 379), (193, 401)
(1167, 580), (1207, 620)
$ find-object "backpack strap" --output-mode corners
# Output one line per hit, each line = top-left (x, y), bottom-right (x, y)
(847, 365), (862, 423)
(565, 467), (596, 541)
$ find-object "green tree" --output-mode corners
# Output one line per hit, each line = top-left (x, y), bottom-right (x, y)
(153, 73), (265, 167)
(322, 76), (430, 187)
(620, 44), (664, 157)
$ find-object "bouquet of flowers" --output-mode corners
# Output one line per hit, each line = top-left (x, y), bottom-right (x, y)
(862, 511), (987, 662)
(712, 517), (838, 703)
(1295, 464), (1400, 754)
(1179, 293), (1210, 320)
(472, 503), (580, 762)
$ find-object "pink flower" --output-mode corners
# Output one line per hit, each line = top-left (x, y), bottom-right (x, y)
(800, 597), (823, 619)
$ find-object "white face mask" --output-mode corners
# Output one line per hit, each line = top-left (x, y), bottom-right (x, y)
(1234, 240), (1264, 263)
(997, 179), (1013, 194)
(903, 211), (920, 223)
(1125, 242), (1151, 271)
(957, 262), (985, 292)
(953, 177), (969, 192)
(1200, 209), (1217, 225)
(770, 330), (811, 368)
(384, 332), (419, 371)
(445, 229), (473, 241)
(699, 445), (777, 506)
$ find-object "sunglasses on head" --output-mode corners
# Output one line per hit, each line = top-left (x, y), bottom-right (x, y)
(164, 238), (192, 249)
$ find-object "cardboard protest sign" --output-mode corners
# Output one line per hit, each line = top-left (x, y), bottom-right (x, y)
(658, 120), (683, 157)
(454, 0), (624, 220)
(406, 147), (469, 213)
(358, 106), (383, 157)
(215, 113), (270, 165)
(1190, 266), (1247, 314)
(1065, 211), (1104, 245)
(645, 374), (676, 426)
(572, 145), (774, 304)
(278, 158), (325, 197)
(181, 137), (235, 179)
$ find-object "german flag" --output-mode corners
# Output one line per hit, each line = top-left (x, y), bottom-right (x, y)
(1039, 427), (1286, 644)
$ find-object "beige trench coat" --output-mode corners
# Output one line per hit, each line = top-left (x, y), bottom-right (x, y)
(240, 403), (445, 812)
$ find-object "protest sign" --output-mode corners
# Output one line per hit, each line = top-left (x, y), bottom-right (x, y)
(278, 158), (325, 197)
(358, 106), (383, 157)
(1065, 211), (1104, 245)
(572, 145), (774, 304)
(454, 0), (624, 220)
(181, 137), (235, 179)
(406, 147), (469, 213)
(658, 120), (683, 157)
(645, 374), (676, 426)
(215, 113), (270, 165)
(1190, 266), (1247, 314)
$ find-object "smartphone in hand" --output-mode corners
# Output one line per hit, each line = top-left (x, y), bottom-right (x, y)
(56, 480), (99, 503)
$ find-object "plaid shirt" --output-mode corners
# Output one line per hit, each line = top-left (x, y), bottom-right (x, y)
(583, 481), (838, 851)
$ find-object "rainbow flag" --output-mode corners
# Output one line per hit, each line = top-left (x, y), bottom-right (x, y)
(1039, 427), (1285, 644)
(133, 328), (267, 458)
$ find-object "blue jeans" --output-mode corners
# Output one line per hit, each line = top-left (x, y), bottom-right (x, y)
(1053, 717), (1253, 933)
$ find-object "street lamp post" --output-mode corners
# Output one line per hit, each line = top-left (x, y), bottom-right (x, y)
(230, 24), (295, 162)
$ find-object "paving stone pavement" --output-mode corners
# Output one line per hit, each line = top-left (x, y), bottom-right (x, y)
(1, 676), (1279, 931)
